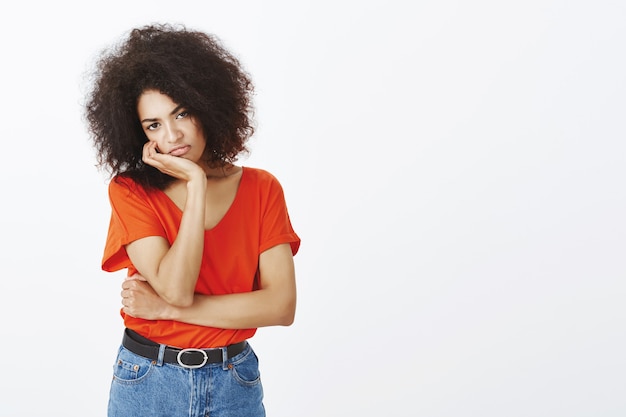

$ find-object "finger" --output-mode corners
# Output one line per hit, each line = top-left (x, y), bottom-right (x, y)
(149, 142), (160, 158)
(142, 141), (159, 163)
(142, 141), (153, 156)
(123, 279), (143, 290)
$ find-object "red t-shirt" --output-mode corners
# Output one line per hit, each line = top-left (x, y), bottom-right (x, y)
(102, 167), (300, 348)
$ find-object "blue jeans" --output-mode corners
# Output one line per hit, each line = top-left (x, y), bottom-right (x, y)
(107, 341), (265, 417)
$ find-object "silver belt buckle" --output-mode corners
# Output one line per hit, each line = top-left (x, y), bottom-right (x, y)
(176, 348), (209, 369)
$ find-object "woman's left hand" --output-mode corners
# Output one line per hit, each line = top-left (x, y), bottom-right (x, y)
(121, 274), (171, 320)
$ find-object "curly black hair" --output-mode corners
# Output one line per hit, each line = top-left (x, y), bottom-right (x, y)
(84, 23), (255, 189)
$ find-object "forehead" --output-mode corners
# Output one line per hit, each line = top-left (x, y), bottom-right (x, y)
(137, 90), (179, 118)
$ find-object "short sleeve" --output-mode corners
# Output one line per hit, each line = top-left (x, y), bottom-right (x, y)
(101, 177), (167, 272)
(259, 173), (301, 256)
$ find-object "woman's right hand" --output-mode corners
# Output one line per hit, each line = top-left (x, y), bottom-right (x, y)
(142, 141), (205, 182)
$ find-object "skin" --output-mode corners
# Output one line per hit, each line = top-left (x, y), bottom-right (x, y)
(121, 89), (296, 328)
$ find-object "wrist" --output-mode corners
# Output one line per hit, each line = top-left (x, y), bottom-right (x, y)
(162, 302), (181, 321)
(186, 171), (207, 188)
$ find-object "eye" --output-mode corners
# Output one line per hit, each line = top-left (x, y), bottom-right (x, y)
(146, 122), (160, 131)
(176, 111), (189, 119)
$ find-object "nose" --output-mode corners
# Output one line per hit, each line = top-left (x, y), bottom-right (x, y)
(165, 123), (183, 143)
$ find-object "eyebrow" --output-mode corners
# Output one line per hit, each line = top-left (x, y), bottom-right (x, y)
(140, 105), (185, 124)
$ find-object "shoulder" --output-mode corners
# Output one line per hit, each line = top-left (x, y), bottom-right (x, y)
(242, 167), (287, 198)
(241, 167), (290, 208)
(243, 166), (276, 180)
(108, 175), (136, 189)
(107, 175), (150, 201)
(243, 166), (282, 188)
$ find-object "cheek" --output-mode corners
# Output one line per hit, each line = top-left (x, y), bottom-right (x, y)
(190, 118), (206, 138)
(144, 131), (162, 145)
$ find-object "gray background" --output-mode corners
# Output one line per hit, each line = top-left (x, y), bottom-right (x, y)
(1, 1), (624, 416)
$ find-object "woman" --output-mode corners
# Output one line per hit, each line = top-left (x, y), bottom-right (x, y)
(85, 23), (300, 417)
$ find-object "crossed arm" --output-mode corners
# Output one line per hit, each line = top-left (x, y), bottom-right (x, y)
(121, 242), (297, 329)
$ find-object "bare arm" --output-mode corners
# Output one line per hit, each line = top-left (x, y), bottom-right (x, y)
(124, 141), (207, 307)
(122, 243), (297, 328)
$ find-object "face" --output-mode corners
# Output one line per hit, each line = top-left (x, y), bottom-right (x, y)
(137, 89), (206, 163)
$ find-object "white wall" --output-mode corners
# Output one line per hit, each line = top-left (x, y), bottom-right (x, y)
(1, 1), (624, 416)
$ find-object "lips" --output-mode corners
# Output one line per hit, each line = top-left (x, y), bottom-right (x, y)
(169, 145), (190, 157)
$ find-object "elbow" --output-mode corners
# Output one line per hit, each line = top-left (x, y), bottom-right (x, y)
(280, 314), (295, 327)
(277, 299), (296, 326)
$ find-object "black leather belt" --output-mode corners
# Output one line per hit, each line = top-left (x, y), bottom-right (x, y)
(122, 328), (247, 369)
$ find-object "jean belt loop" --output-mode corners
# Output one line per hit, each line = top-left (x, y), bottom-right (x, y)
(221, 347), (229, 370)
(156, 344), (166, 366)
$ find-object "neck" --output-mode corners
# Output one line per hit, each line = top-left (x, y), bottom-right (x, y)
(204, 164), (239, 179)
